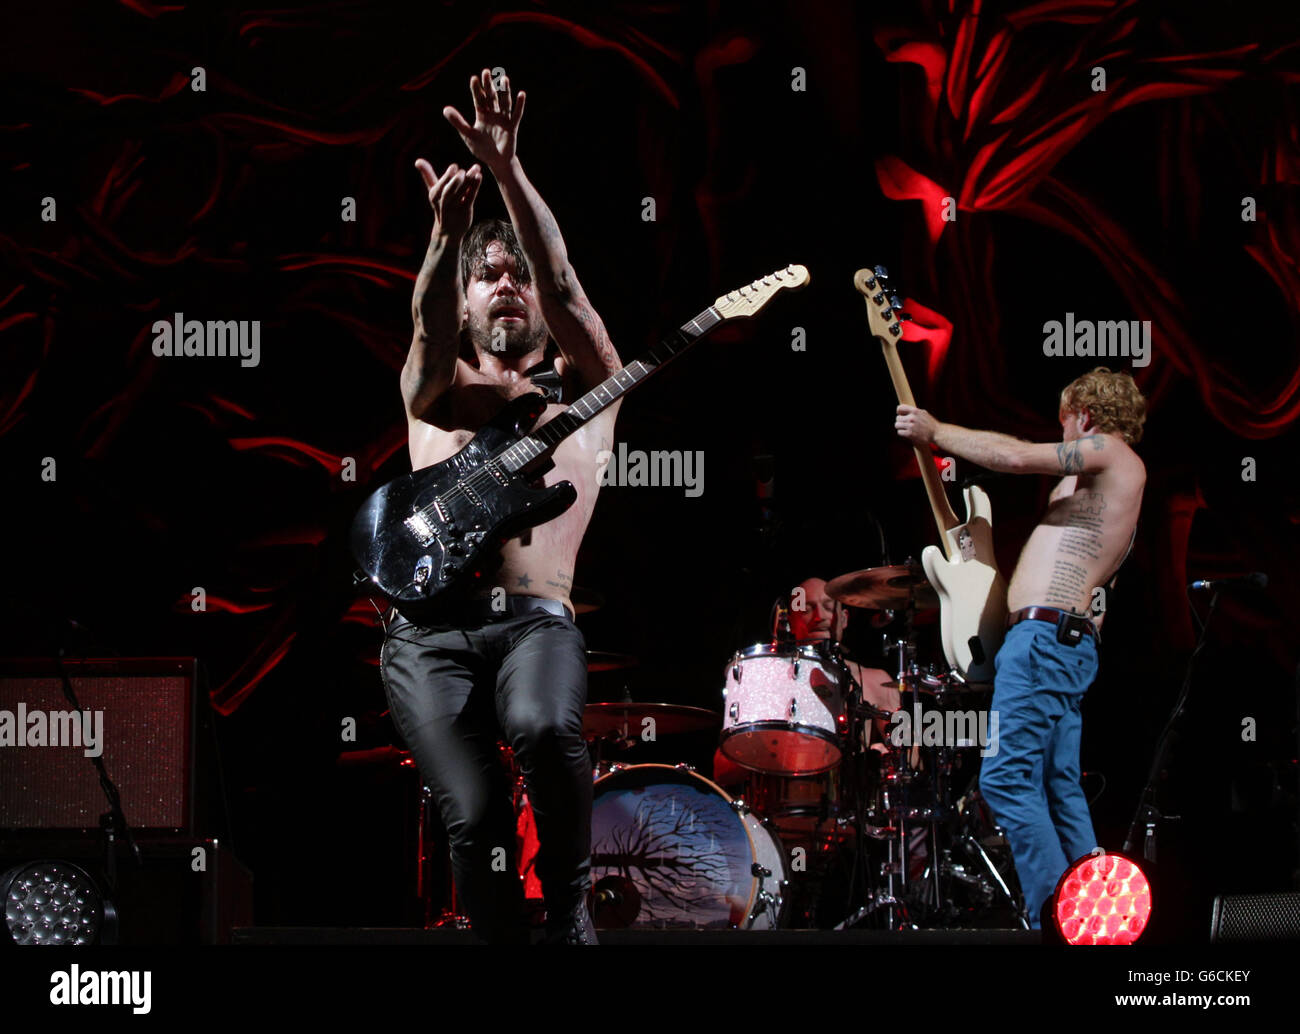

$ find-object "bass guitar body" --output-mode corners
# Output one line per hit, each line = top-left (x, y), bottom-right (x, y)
(919, 484), (1006, 685)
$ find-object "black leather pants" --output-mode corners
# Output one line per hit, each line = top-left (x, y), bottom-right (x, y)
(380, 605), (591, 943)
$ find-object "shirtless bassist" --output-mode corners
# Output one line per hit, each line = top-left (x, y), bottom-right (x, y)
(895, 367), (1147, 927)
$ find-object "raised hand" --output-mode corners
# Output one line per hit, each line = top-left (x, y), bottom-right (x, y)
(443, 68), (526, 172)
(414, 159), (481, 238)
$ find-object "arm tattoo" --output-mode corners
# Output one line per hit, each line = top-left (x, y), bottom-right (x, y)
(538, 206), (563, 248)
(574, 300), (621, 375)
(1055, 435), (1104, 475)
(1055, 440), (1084, 474)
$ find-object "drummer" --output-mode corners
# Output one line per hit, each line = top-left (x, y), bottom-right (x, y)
(787, 576), (899, 729)
(713, 576), (898, 787)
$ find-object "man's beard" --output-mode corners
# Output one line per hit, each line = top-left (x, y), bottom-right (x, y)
(466, 310), (547, 359)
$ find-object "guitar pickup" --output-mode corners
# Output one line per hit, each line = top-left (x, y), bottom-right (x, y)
(404, 511), (436, 546)
(485, 460), (510, 486)
(459, 480), (483, 508)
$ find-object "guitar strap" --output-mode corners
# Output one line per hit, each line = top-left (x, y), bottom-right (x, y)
(526, 350), (566, 403)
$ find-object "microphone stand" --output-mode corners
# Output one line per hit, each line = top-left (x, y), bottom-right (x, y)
(52, 621), (142, 895)
(1122, 590), (1219, 861)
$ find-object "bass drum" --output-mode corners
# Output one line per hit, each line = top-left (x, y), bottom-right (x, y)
(588, 764), (786, 930)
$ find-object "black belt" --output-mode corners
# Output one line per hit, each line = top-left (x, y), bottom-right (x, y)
(471, 595), (574, 622)
(1007, 605), (1098, 644)
(393, 595), (574, 626)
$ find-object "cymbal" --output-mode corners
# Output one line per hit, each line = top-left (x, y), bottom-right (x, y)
(826, 564), (939, 610)
(583, 702), (722, 739)
(587, 650), (638, 672)
(571, 586), (605, 615)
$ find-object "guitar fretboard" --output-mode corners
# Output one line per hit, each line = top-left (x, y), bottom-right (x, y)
(498, 306), (722, 473)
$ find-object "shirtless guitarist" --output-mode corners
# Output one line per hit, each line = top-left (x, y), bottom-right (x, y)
(380, 69), (620, 945)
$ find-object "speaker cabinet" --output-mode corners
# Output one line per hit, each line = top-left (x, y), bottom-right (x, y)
(0, 657), (217, 834)
(1210, 892), (1300, 943)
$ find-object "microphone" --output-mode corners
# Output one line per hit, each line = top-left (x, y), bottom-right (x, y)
(1187, 572), (1268, 592)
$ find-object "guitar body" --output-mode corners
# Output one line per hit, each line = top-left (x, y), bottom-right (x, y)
(918, 485), (1007, 684)
(351, 392), (577, 615)
(350, 264), (810, 618)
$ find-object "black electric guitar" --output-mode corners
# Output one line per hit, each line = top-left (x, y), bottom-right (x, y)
(352, 264), (810, 614)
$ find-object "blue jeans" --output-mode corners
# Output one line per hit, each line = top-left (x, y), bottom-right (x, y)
(978, 619), (1099, 928)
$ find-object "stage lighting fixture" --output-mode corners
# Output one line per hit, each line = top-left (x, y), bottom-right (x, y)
(1050, 851), (1151, 945)
(2, 860), (116, 945)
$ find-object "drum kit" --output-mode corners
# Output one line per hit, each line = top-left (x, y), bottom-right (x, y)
(405, 561), (1028, 933)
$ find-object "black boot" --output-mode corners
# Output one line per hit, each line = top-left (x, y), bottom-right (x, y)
(543, 897), (599, 945)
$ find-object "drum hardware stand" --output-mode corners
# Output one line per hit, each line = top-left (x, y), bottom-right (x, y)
(417, 781), (471, 930)
(848, 623), (945, 931)
(928, 726), (1031, 928)
(832, 765), (915, 931)
(924, 668), (1031, 928)
(748, 860), (785, 926)
(728, 795), (789, 927)
(945, 825), (1027, 927)
(832, 656), (921, 931)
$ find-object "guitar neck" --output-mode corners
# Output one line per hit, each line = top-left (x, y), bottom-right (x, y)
(878, 335), (962, 549)
(498, 306), (723, 474)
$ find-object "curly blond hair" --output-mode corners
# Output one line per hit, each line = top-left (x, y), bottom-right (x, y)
(1059, 367), (1147, 444)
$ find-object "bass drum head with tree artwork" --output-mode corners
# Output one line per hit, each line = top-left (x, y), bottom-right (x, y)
(587, 763), (786, 930)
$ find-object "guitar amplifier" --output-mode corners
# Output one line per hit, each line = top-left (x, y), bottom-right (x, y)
(0, 657), (217, 835)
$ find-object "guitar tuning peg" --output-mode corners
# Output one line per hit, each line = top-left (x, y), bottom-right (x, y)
(874, 264), (889, 279)
(889, 294), (901, 309)
(897, 311), (912, 322)
(864, 276), (877, 290)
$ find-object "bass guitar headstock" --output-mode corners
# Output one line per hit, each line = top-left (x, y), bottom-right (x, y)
(853, 265), (912, 342)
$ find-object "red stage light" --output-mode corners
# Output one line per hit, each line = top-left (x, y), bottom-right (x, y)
(1052, 852), (1151, 945)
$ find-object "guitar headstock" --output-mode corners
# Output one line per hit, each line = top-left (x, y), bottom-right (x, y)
(714, 264), (810, 319)
(853, 265), (911, 342)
